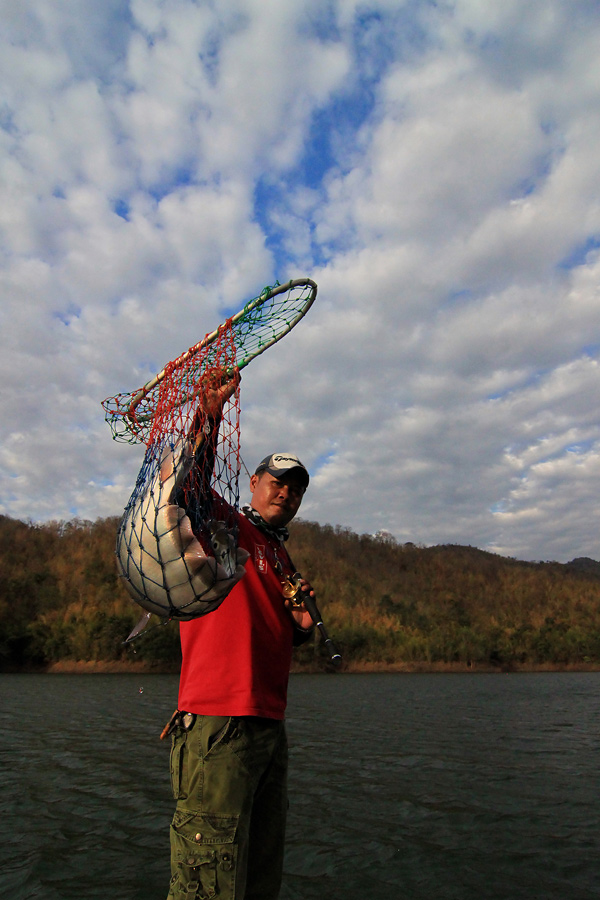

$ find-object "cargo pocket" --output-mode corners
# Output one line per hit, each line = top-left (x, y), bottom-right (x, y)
(170, 729), (189, 800)
(170, 810), (238, 900)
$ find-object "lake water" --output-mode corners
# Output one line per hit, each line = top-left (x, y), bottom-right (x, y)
(1, 672), (599, 900)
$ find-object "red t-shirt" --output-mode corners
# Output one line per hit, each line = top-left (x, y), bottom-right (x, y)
(177, 511), (298, 719)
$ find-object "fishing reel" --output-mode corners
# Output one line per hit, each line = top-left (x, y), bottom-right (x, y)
(281, 572), (305, 607)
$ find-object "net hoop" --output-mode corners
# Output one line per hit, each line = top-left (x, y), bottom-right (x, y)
(103, 278), (317, 444)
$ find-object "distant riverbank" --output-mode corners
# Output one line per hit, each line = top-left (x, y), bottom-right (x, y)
(4, 516), (600, 675)
(20, 658), (600, 675)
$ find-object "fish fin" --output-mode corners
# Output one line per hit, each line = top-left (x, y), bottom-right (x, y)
(125, 611), (152, 643)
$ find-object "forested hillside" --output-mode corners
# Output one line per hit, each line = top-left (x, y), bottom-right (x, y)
(2, 513), (600, 672)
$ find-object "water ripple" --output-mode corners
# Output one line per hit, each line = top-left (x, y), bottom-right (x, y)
(2, 672), (600, 899)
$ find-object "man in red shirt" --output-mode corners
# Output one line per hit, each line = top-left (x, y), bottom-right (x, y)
(167, 373), (315, 900)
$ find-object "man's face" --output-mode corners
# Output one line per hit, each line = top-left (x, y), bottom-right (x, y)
(249, 471), (306, 528)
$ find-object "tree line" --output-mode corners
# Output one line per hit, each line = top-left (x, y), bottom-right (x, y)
(2, 512), (600, 672)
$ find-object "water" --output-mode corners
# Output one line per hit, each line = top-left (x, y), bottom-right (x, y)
(1, 673), (600, 900)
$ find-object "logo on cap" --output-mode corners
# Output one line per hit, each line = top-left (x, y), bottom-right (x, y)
(272, 454), (302, 467)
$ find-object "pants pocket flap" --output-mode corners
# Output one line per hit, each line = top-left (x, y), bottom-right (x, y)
(172, 810), (238, 846)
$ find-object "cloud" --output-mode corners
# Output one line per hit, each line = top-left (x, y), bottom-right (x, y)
(1, 0), (600, 563)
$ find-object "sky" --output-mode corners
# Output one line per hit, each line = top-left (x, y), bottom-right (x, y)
(1, 0), (600, 563)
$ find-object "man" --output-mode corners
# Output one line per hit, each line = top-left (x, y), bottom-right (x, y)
(167, 371), (315, 900)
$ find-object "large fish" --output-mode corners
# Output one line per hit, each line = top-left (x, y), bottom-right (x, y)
(117, 435), (249, 623)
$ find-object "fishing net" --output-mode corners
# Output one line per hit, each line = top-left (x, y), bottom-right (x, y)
(104, 280), (317, 625)
(115, 319), (249, 623)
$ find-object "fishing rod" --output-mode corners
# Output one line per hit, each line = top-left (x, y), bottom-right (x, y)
(283, 573), (342, 667)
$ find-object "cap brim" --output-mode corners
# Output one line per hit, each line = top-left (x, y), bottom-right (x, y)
(262, 464), (309, 487)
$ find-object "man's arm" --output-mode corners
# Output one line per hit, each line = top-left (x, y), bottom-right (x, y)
(175, 368), (240, 519)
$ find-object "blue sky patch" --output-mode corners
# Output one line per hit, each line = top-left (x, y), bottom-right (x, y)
(558, 236), (600, 270)
(114, 199), (130, 220)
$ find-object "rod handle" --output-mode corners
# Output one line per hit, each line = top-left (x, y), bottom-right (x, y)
(301, 592), (342, 667)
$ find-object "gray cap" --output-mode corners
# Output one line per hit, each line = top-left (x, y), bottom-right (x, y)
(254, 452), (309, 487)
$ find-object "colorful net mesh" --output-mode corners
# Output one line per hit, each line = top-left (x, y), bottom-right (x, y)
(103, 279), (316, 622)
(103, 279), (317, 445)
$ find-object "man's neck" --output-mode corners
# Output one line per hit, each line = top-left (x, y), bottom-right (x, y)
(242, 505), (289, 542)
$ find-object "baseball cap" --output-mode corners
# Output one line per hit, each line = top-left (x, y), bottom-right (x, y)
(254, 452), (310, 487)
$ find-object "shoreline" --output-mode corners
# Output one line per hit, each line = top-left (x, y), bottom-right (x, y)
(5, 659), (600, 675)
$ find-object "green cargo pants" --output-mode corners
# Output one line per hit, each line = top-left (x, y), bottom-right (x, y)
(167, 715), (288, 900)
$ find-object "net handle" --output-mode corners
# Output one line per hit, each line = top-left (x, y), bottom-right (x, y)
(126, 278), (317, 421)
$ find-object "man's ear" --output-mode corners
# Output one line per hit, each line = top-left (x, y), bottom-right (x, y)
(249, 473), (258, 494)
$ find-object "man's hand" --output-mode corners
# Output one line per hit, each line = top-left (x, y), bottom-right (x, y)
(200, 368), (240, 418)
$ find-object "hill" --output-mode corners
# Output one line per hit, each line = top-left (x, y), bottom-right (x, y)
(1, 513), (600, 672)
